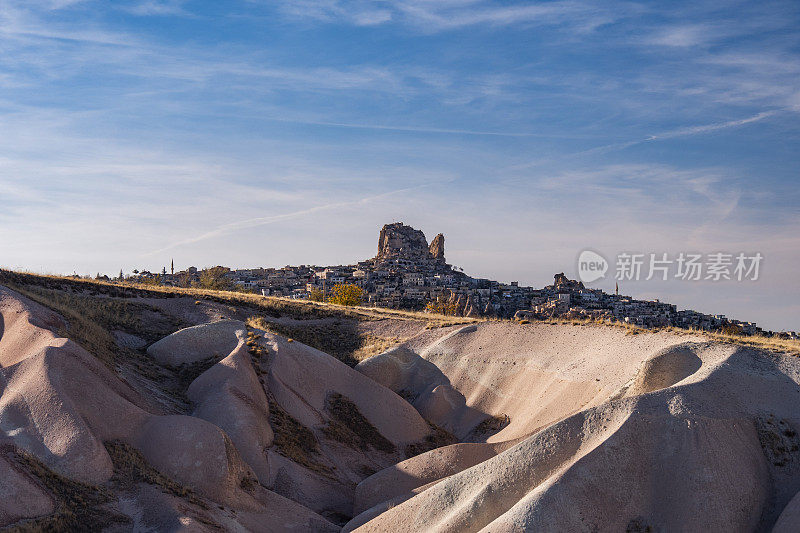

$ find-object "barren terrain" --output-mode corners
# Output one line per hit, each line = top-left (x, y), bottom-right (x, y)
(1, 272), (798, 532)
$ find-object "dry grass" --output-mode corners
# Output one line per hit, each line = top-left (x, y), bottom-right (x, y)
(674, 328), (800, 355)
(3, 444), (128, 532)
(104, 440), (208, 508)
(3, 282), (126, 368)
(104, 441), (226, 530)
(468, 413), (511, 441)
(247, 316), (404, 367)
(246, 330), (270, 377)
(266, 394), (334, 478)
(322, 392), (396, 454)
(351, 334), (404, 363)
(755, 415), (800, 467)
(171, 355), (222, 393)
(0, 273), (185, 369)
(404, 423), (458, 458)
(517, 315), (800, 356)
(17, 284), (180, 341)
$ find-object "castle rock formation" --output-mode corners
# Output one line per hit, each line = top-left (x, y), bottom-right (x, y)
(428, 233), (445, 260)
(375, 223), (446, 265)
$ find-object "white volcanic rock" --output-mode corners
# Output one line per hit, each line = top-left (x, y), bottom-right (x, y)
(187, 336), (274, 484)
(4, 282), (800, 532)
(147, 319), (246, 366)
(351, 322), (800, 532)
(258, 329), (431, 446)
(0, 287), (335, 530)
(355, 340), (474, 435)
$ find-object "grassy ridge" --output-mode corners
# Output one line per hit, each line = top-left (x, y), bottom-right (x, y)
(2, 269), (797, 357)
(515, 316), (800, 356)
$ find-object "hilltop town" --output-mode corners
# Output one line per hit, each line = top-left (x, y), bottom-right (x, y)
(126, 222), (793, 339)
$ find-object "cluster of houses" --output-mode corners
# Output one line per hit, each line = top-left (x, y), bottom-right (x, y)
(515, 273), (768, 336)
(128, 264), (317, 298)
(124, 223), (795, 339)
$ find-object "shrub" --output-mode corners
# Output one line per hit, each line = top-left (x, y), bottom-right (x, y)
(308, 288), (324, 302)
(721, 323), (744, 336)
(195, 266), (233, 291)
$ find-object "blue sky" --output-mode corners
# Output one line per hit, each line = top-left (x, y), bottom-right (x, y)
(0, 0), (798, 330)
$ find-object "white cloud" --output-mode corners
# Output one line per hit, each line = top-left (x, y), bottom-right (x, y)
(646, 24), (720, 47)
(272, 0), (623, 32)
(125, 1), (190, 17)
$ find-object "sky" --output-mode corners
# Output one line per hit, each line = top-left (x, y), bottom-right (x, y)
(0, 0), (798, 331)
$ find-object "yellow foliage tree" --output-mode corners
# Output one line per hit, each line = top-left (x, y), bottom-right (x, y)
(425, 300), (458, 316)
(329, 283), (363, 306)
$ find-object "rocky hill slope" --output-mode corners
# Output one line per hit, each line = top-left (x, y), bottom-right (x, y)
(0, 273), (799, 532)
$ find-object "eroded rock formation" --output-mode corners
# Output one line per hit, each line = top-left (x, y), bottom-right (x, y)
(428, 233), (445, 260)
(376, 223), (430, 262)
(375, 223), (446, 264)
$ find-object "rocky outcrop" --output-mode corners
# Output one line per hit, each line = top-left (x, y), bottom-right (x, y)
(553, 272), (584, 290)
(428, 289), (480, 318)
(428, 233), (445, 260)
(375, 223), (446, 264)
(147, 320), (245, 366)
(376, 223), (430, 262)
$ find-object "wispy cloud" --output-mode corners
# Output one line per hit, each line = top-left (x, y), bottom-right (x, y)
(124, 1), (190, 17)
(646, 110), (778, 140)
(256, 116), (591, 138)
(505, 110), (782, 172)
(0, 2), (136, 45)
(589, 109), (781, 153)
(272, 0), (624, 33)
(144, 182), (446, 256)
